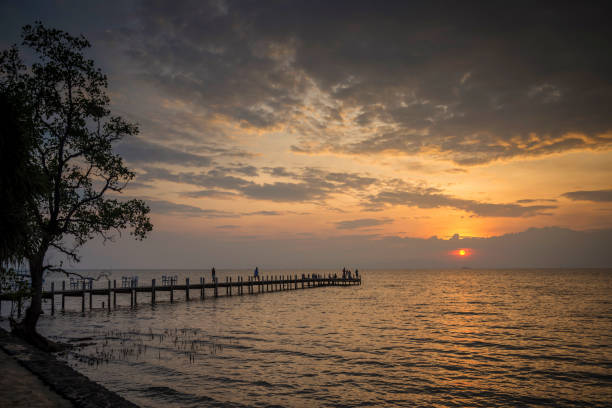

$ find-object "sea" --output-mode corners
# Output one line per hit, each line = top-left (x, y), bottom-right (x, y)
(1, 269), (611, 407)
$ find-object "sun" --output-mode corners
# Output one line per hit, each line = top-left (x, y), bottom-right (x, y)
(452, 248), (472, 257)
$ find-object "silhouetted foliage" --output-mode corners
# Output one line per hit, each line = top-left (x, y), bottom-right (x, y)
(0, 89), (41, 263)
(0, 22), (152, 349)
(0, 77), (42, 305)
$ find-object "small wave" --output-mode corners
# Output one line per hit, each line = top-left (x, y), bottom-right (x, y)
(443, 310), (501, 316)
(141, 385), (249, 408)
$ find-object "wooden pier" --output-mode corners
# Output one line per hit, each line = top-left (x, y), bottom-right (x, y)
(0, 274), (361, 315)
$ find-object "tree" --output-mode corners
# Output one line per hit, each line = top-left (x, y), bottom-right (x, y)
(0, 85), (41, 264)
(0, 22), (152, 350)
(0, 85), (37, 314)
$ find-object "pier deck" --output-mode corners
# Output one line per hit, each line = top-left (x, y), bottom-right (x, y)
(0, 274), (361, 315)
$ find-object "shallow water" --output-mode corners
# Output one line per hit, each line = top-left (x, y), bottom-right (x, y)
(2, 269), (611, 407)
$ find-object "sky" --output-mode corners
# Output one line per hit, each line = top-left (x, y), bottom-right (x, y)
(1, 1), (611, 268)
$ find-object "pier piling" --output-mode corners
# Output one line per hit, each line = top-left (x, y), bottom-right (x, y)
(51, 282), (55, 315)
(81, 281), (85, 313)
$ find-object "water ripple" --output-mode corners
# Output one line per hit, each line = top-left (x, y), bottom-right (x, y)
(23, 268), (612, 407)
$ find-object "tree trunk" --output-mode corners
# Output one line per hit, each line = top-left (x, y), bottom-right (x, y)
(10, 246), (62, 352)
(24, 254), (43, 328)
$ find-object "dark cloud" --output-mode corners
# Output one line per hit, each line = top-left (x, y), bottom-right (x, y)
(141, 165), (557, 217)
(262, 167), (297, 178)
(123, 180), (154, 190)
(368, 188), (557, 217)
(321, 171), (377, 190)
(562, 189), (612, 202)
(335, 218), (393, 230)
(139, 167), (252, 190)
(244, 211), (283, 216)
(117, 137), (260, 177)
(141, 165), (380, 203)
(146, 199), (237, 218)
(316, 130), (610, 166)
(227, 165), (258, 177)
(240, 182), (327, 202)
(174, 143), (255, 159)
(181, 189), (238, 199)
(121, 0), (309, 130)
(116, 137), (212, 166)
(115, 1), (612, 165)
(516, 198), (558, 204)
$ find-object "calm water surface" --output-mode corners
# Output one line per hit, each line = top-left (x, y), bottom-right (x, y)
(2, 269), (611, 407)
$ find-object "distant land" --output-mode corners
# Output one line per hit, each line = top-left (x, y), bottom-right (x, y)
(70, 227), (612, 270)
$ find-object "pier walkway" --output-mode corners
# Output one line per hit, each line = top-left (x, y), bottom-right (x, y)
(1, 274), (361, 315)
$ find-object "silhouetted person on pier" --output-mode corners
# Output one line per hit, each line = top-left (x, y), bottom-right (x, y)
(211, 267), (216, 282)
(355, 269), (359, 278)
(254, 266), (259, 280)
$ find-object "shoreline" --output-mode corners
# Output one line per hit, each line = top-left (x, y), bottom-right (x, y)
(0, 328), (138, 408)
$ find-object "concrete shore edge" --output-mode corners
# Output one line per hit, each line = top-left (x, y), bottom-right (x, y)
(0, 328), (138, 408)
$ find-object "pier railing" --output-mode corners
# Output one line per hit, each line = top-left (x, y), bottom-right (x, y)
(0, 274), (361, 315)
